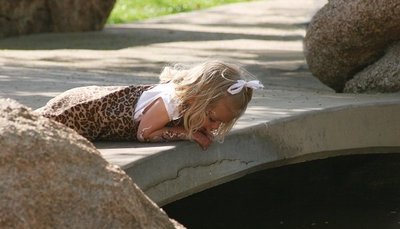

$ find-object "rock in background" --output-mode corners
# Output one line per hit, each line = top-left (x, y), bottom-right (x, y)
(344, 42), (400, 93)
(303, 0), (400, 93)
(0, 0), (116, 38)
(0, 99), (183, 228)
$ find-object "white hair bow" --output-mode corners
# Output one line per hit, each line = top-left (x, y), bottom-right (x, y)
(227, 80), (264, 95)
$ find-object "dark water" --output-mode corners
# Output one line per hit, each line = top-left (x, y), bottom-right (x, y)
(164, 153), (400, 229)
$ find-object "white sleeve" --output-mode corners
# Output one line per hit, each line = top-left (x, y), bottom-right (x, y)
(134, 83), (181, 121)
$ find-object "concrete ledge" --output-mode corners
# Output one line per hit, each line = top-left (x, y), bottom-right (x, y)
(104, 101), (400, 206)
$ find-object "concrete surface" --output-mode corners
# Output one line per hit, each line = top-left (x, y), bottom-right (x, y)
(1, 0), (399, 206)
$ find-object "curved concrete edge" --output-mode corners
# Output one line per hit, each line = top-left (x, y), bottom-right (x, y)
(123, 101), (400, 206)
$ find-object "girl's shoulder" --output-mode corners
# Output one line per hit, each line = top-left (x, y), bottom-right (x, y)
(135, 83), (182, 121)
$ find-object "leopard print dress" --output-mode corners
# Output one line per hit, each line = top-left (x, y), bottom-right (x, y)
(36, 85), (154, 141)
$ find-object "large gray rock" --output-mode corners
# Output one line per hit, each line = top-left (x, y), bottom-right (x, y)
(0, 0), (116, 38)
(344, 42), (400, 93)
(0, 99), (183, 228)
(304, 0), (400, 92)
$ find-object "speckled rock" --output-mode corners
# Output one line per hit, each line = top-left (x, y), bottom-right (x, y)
(0, 99), (183, 229)
(304, 0), (400, 92)
(344, 42), (400, 93)
(0, 0), (116, 38)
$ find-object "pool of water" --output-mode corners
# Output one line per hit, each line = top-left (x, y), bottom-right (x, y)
(164, 153), (400, 229)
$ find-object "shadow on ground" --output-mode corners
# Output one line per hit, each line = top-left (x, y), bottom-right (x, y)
(0, 25), (305, 50)
(0, 0), (329, 109)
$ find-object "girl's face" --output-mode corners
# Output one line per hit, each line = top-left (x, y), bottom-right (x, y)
(201, 96), (240, 135)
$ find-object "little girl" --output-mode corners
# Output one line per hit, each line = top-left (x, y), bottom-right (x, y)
(36, 60), (263, 150)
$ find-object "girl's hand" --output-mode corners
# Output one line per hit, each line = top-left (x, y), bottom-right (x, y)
(192, 130), (213, 150)
(137, 97), (214, 150)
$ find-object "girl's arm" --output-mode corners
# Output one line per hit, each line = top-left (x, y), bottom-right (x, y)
(137, 98), (212, 149)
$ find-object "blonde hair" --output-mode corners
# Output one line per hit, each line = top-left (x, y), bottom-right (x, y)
(160, 60), (255, 141)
